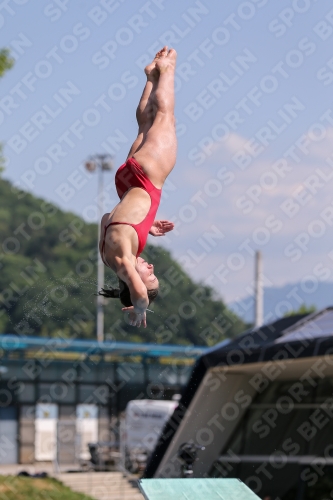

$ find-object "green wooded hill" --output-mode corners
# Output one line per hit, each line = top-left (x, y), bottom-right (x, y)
(0, 178), (246, 345)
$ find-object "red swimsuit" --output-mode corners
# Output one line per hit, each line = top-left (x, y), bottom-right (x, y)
(101, 157), (162, 265)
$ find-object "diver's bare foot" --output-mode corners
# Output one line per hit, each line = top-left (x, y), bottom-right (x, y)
(144, 46), (168, 79)
(155, 48), (177, 73)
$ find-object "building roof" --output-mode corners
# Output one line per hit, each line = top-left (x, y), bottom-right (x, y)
(0, 334), (206, 360)
(144, 308), (333, 478)
(276, 307), (333, 342)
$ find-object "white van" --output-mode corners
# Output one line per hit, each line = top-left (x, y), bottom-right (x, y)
(122, 398), (179, 473)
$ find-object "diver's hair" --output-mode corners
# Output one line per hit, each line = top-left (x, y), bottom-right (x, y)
(98, 279), (158, 307)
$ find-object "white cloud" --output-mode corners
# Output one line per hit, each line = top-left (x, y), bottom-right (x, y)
(303, 127), (333, 160)
(160, 129), (333, 303)
(220, 132), (249, 156)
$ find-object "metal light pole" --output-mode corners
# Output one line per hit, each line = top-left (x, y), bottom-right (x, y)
(254, 250), (263, 328)
(85, 154), (113, 343)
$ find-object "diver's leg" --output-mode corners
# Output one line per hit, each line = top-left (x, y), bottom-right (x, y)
(132, 48), (177, 188)
(126, 48), (167, 160)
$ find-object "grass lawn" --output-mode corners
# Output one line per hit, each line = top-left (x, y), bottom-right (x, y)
(0, 476), (95, 500)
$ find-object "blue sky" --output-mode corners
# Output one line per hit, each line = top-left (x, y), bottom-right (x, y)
(2, 0), (333, 316)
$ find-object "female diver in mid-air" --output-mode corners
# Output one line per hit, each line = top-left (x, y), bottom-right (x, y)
(98, 47), (177, 328)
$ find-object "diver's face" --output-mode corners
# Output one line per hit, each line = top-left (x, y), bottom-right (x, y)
(136, 257), (159, 289)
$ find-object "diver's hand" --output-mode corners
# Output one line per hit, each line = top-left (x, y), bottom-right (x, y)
(122, 306), (147, 328)
(149, 220), (174, 236)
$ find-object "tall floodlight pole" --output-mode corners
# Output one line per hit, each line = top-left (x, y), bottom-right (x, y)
(85, 154), (113, 343)
(254, 250), (263, 328)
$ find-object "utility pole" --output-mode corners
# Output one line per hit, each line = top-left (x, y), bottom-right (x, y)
(85, 154), (113, 343)
(254, 250), (263, 328)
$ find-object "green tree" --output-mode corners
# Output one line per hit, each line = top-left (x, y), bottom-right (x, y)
(0, 178), (246, 345)
(0, 48), (14, 172)
(0, 48), (14, 77)
(284, 304), (316, 317)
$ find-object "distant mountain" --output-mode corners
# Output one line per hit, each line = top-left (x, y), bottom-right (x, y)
(229, 282), (333, 324)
